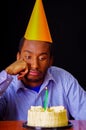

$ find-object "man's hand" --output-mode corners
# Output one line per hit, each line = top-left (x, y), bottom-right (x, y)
(5, 59), (30, 80)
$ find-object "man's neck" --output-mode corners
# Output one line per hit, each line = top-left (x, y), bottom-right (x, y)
(22, 78), (43, 88)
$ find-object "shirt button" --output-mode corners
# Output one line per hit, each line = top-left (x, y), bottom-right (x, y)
(7, 80), (10, 83)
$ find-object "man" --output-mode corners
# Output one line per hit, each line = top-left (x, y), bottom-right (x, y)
(0, 0), (86, 120)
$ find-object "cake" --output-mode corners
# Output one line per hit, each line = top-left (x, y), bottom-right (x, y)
(27, 106), (68, 127)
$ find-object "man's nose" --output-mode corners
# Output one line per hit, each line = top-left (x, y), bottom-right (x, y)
(30, 58), (39, 69)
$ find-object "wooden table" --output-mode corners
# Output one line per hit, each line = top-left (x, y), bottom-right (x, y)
(0, 120), (86, 130)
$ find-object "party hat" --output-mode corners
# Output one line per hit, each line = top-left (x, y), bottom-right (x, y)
(24, 0), (52, 43)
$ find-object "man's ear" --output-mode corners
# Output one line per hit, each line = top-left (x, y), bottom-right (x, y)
(16, 52), (20, 60)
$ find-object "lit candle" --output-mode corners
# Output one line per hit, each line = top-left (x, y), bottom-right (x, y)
(44, 87), (48, 111)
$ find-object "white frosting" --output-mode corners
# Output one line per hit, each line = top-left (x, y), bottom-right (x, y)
(27, 106), (68, 127)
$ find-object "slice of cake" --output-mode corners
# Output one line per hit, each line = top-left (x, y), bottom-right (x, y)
(27, 106), (68, 127)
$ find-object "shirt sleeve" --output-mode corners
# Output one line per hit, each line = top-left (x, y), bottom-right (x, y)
(66, 77), (86, 120)
(0, 70), (13, 96)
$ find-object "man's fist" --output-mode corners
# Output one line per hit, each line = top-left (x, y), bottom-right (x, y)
(5, 59), (30, 80)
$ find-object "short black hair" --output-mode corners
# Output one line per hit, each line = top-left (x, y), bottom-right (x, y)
(18, 37), (25, 52)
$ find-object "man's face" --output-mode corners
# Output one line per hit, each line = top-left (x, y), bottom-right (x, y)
(18, 40), (52, 84)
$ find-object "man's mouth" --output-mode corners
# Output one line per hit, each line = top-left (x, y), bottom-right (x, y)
(29, 70), (40, 76)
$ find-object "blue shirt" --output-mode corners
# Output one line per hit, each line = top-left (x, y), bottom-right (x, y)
(0, 66), (86, 120)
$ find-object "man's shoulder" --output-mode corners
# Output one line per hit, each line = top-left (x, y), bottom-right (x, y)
(48, 66), (77, 91)
(48, 66), (74, 79)
(49, 66), (68, 74)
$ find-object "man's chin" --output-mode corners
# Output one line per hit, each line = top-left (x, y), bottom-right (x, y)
(24, 75), (43, 83)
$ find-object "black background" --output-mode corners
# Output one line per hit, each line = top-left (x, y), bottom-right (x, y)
(1, 0), (86, 90)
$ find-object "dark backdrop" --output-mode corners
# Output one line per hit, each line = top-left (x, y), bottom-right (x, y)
(1, 0), (86, 90)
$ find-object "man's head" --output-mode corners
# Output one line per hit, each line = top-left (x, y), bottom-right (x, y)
(16, 0), (53, 87)
(17, 38), (53, 87)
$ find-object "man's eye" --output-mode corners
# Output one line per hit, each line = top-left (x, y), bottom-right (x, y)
(39, 56), (47, 61)
(25, 56), (31, 60)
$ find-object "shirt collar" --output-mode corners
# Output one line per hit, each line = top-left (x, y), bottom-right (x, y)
(45, 69), (55, 82)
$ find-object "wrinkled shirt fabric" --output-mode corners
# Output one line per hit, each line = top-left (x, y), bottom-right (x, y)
(0, 66), (86, 120)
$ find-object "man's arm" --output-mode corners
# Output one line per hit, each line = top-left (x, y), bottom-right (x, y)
(0, 70), (13, 95)
(66, 78), (86, 120)
(0, 59), (29, 95)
